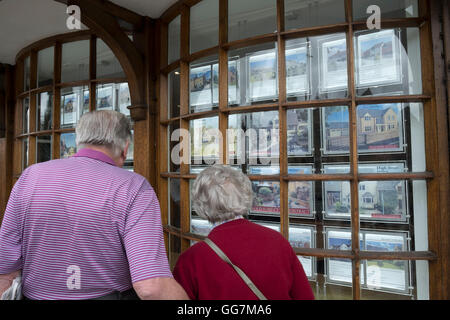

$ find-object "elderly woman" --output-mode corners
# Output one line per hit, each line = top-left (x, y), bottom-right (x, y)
(173, 165), (314, 300)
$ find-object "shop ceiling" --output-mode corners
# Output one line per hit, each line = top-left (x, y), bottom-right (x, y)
(0, 0), (178, 65)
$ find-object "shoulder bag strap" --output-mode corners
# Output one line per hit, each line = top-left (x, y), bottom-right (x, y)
(204, 238), (267, 300)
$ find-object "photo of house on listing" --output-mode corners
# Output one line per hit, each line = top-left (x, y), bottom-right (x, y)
(322, 103), (403, 154)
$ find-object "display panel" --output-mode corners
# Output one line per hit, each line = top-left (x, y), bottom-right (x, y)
(228, 110), (279, 165)
(286, 44), (310, 97)
(321, 106), (349, 154)
(287, 108), (312, 156)
(96, 84), (114, 110)
(319, 35), (347, 93)
(289, 225), (315, 279)
(60, 133), (77, 159)
(325, 228), (410, 293)
(228, 43), (278, 107)
(323, 162), (407, 221)
(60, 86), (89, 128)
(190, 116), (219, 165)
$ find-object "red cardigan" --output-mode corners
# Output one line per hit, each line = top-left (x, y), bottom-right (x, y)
(173, 219), (315, 300)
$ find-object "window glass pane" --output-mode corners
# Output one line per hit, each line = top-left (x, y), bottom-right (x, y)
(36, 135), (52, 163)
(168, 15), (181, 64)
(96, 39), (125, 79)
(228, 0), (277, 42)
(169, 122), (181, 173)
(37, 91), (53, 131)
(355, 28), (422, 96)
(228, 43), (278, 107)
(353, 0), (418, 21)
(169, 69), (180, 118)
(321, 105), (349, 155)
(169, 178), (181, 228)
(22, 97), (30, 134)
(286, 33), (347, 102)
(61, 86), (89, 128)
(126, 129), (134, 162)
(287, 108), (313, 157)
(37, 47), (54, 87)
(228, 110), (279, 166)
(189, 55), (219, 113)
(22, 138), (29, 170)
(60, 132), (77, 158)
(61, 40), (89, 83)
(285, 0), (345, 31)
(190, 0), (218, 53)
(357, 103), (426, 173)
(289, 225), (316, 280)
(190, 117), (219, 166)
(24, 56), (30, 92)
(96, 83), (130, 115)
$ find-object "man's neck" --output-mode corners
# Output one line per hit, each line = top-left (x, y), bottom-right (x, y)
(84, 146), (120, 166)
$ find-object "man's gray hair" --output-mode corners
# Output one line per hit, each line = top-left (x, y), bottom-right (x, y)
(76, 110), (132, 157)
(191, 164), (253, 224)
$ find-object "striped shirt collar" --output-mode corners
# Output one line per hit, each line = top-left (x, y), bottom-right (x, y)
(73, 148), (117, 166)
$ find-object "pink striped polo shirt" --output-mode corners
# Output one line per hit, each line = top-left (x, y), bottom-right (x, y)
(0, 148), (172, 300)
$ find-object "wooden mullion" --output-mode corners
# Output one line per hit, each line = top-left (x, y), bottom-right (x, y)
(222, 34), (278, 51)
(179, 4), (191, 253)
(277, 0), (288, 240)
(419, 0), (446, 300)
(345, 0), (361, 300)
(219, 0), (228, 165)
(281, 23), (348, 40)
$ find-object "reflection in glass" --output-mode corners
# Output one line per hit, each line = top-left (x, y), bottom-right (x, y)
(61, 40), (89, 83)
(37, 91), (53, 131)
(36, 135), (52, 163)
(353, 0), (418, 21)
(60, 133), (77, 159)
(169, 69), (180, 118)
(61, 86), (89, 128)
(228, 43), (278, 106)
(228, 0), (276, 42)
(22, 97), (30, 134)
(355, 28), (422, 96)
(228, 110), (279, 165)
(22, 138), (29, 170)
(285, 0), (345, 31)
(96, 39), (125, 79)
(190, 0), (218, 53)
(168, 15), (181, 64)
(190, 117), (219, 165)
(24, 56), (30, 92)
(37, 46), (54, 87)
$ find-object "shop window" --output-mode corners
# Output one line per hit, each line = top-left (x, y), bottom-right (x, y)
(37, 47), (54, 87)
(190, 0), (218, 53)
(96, 39), (125, 79)
(168, 15), (181, 64)
(61, 40), (90, 83)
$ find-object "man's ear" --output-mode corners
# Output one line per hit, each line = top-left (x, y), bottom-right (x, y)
(122, 141), (130, 160)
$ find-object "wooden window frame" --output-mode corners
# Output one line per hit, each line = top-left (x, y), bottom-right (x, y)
(157, 0), (448, 299)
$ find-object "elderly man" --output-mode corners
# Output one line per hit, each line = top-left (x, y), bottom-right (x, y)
(0, 110), (188, 300)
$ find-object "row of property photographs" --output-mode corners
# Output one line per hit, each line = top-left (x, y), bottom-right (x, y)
(60, 83), (131, 128)
(191, 219), (411, 294)
(190, 103), (406, 158)
(190, 163), (409, 223)
(60, 131), (134, 162)
(189, 29), (402, 110)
